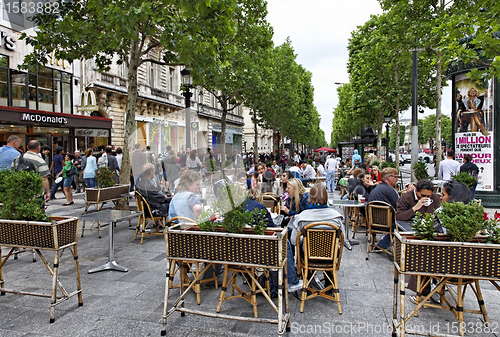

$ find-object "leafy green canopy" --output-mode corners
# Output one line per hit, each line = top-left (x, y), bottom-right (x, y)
(438, 0), (500, 80)
(21, 0), (244, 187)
(22, 0), (238, 71)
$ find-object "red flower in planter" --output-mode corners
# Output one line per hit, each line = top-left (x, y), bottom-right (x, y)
(495, 211), (500, 220)
(484, 212), (490, 221)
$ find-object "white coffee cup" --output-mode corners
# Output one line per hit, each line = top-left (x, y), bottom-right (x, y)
(424, 198), (433, 207)
(201, 188), (207, 198)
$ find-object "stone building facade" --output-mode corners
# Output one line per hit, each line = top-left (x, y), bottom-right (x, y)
(80, 50), (244, 157)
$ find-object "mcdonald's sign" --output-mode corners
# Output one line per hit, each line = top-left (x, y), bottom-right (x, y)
(50, 50), (67, 69)
(77, 91), (99, 112)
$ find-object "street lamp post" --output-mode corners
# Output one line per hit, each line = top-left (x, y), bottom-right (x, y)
(181, 67), (193, 151)
(384, 116), (391, 162)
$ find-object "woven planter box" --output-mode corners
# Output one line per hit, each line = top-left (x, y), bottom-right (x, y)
(166, 224), (287, 268)
(85, 184), (130, 203)
(394, 232), (500, 279)
(0, 216), (78, 250)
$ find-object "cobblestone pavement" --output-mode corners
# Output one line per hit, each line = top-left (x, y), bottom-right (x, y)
(0, 187), (498, 337)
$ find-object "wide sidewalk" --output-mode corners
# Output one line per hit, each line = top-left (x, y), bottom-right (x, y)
(0, 187), (499, 336)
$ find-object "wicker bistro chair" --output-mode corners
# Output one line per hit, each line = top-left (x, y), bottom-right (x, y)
(296, 222), (344, 314)
(262, 193), (281, 213)
(365, 201), (395, 260)
(216, 265), (271, 318)
(348, 193), (366, 239)
(165, 217), (218, 305)
(134, 191), (165, 244)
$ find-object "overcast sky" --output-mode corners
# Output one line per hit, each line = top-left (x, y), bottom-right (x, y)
(266, 0), (452, 144)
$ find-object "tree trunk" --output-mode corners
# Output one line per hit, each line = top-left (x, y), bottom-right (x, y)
(253, 110), (258, 166)
(395, 65), (401, 166)
(435, 55), (443, 176)
(116, 39), (140, 209)
(220, 98), (228, 180)
(377, 111), (383, 161)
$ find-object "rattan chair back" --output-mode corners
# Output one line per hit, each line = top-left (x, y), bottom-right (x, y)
(262, 194), (280, 213)
(366, 201), (394, 233)
(296, 221), (344, 314)
(166, 216), (197, 227)
(366, 200), (395, 259)
(133, 191), (165, 244)
(298, 222), (344, 266)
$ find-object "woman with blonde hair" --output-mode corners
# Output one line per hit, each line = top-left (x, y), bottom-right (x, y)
(169, 170), (203, 221)
(280, 178), (309, 216)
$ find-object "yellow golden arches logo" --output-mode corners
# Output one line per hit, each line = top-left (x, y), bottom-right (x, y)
(77, 91), (98, 112)
(50, 50), (67, 68)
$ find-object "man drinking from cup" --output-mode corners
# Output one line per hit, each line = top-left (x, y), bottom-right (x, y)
(395, 179), (441, 221)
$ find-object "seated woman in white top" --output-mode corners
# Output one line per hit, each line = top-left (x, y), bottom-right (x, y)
(168, 170), (203, 221)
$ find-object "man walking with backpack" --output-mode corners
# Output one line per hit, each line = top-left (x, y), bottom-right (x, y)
(12, 140), (50, 202)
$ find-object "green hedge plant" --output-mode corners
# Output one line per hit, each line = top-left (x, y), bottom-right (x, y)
(412, 161), (430, 181)
(438, 201), (485, 242)
(0, 169), (50, 222)
(451, 171), (477, 188)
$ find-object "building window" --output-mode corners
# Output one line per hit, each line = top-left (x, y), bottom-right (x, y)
(169, 67), (174, 92)
(1, 60), (72, 113)
(11, 71), (27, 107)
(149, 65), (156, 87)
(119, 61), (128, 78)
(0, 55), (9, 107)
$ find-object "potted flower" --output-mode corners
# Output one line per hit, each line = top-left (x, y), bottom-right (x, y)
(163, 182), (289, 335)
(197, 182), (269, 235)
(393, 201), (500, 335)
(166, 181), (286, 265)
(0, 169), (81, 323)
(82, 166), (130, 237)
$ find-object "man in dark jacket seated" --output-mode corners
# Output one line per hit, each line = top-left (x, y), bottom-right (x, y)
(135, 163), (171, 217)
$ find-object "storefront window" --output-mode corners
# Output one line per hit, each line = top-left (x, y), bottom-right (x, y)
(38, 67), (52, 78)
(62, 82), (71, 114)
(0, 65), (73, 113)
(38, 76), (54, 111)
(54, 79), (61, 113)
(137, 121), (147, 149)
(0, 55), (8, 107)
(0, 68), (8, 107)
(11, 71), (26, 107)
(28, 74), (37, 109)
(0, 55), (7, 68)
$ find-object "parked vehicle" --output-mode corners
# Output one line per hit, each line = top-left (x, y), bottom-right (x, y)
(418, 152), (432, 163)
(388, 153), (404, 166)
(401, 154), (412, 164)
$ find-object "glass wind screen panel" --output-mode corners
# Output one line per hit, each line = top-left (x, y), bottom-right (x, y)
(38, 76), (53, 112)
(11, 72), (26, 107)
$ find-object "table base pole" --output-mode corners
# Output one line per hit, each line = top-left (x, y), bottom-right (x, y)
(88, 261), (128, 274)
